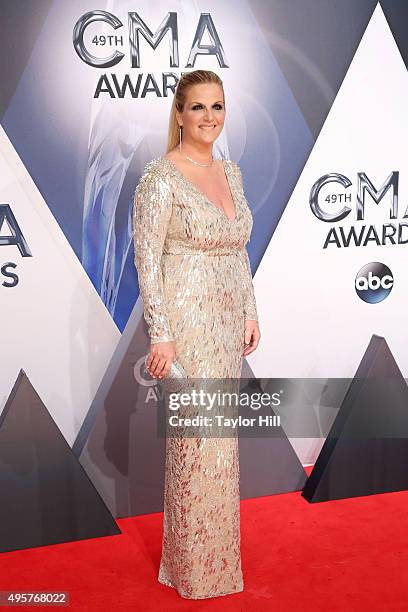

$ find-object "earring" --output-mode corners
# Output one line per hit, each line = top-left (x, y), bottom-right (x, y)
(179, 125), (182, 152)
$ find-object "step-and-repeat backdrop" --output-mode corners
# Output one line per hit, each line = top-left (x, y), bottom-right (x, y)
(0, 1), (407, 520)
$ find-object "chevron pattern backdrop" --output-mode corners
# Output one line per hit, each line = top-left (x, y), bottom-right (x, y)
(0, 1), (407, 528)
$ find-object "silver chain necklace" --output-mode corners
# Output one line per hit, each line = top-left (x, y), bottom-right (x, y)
(179, 126), (214, 167)
(182, 152), (213, 167)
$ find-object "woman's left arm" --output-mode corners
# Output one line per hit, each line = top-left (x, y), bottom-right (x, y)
(236, 244), (259, 323)
(236, 245), (260, 356)
(233, 161), (260, 354)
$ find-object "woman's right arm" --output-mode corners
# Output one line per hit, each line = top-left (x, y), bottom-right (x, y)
(133, 163), (175, 375)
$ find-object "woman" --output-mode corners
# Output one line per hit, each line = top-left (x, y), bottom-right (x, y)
(133, 69), (260, 599)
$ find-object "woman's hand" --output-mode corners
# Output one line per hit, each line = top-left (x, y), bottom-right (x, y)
(243, 320), (260, 356)
(146, 340), (176, 379)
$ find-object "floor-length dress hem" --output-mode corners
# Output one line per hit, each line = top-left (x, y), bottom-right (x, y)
(158, 574), (244, 600)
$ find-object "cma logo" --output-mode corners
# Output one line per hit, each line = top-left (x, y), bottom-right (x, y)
(0, 204), (32, 287)
(73, 10), (227, 69)
(310, 171), (405, 222)
(355, 262), (393, 304)
(309, 171), (408, 249)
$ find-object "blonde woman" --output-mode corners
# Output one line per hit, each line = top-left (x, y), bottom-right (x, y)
(133, 69), (260, 599)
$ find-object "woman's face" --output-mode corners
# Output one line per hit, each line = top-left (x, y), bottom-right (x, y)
(176, 82), (225, 146)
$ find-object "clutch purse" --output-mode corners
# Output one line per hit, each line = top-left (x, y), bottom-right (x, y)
(144, 356), (189, 394)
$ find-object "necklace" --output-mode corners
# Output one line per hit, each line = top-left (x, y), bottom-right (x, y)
(182, 152), (214, 167)
(179, 136), (213, 167)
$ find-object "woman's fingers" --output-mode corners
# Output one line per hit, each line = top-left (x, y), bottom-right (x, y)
(243, 323), (261, 356)
(243, 334), (255, 356)
(148, 354), (162, 376)
(148, 353), (164, 376)
(146, 341), (175, 378)
(149, 357), (171, 378)
(153, 356), (171, 378)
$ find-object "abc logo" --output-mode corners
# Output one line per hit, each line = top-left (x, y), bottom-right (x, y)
(355, 262), (393, 303)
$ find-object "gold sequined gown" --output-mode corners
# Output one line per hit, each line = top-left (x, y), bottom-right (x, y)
(132, 155), (258, 599)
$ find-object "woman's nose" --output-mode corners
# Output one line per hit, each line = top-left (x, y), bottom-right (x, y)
(203, 108), (214, 121)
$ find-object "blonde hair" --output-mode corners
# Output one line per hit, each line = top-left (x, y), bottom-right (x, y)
(166, 70), (224, 153)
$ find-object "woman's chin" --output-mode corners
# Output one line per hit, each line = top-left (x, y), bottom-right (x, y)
(194, 133), (218, 145)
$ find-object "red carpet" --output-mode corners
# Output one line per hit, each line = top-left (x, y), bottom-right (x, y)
(1, 466), (408, 611)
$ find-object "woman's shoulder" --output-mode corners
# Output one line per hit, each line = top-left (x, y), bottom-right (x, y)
(140, 155), (169, 178)
(134, 156), (172, 196)
(224, 159), (244, 187)
(224, 158), (242, 174)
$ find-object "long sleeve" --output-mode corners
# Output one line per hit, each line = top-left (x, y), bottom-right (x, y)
(237, 245), (259, 321)
(132, 165), (174, 344)
(232, 161), (259, 322)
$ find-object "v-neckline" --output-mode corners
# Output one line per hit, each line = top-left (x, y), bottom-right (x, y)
(160, 155), (238, 222)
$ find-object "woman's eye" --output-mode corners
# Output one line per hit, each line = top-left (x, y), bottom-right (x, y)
(192, 104), (224, 110)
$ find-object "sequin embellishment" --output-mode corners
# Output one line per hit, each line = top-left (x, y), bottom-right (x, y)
(132, 156), (258, 599)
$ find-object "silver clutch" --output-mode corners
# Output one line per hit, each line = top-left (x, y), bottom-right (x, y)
(144, 356), (189, 393)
